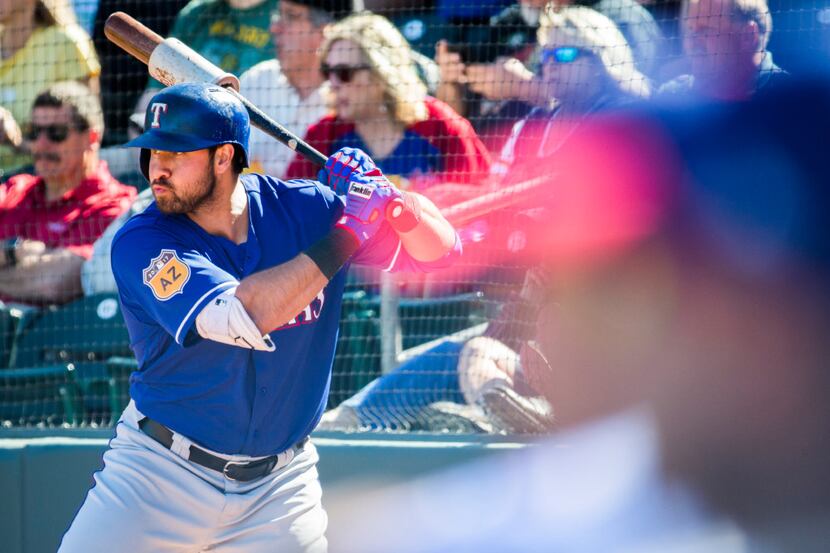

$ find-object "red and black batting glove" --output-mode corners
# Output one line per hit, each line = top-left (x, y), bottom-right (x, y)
(325, 150), (422, 235)
(319, 147), (378, 195)
(335, 172), (405, 247)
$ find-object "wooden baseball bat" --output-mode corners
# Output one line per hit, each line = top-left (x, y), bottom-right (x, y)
(104, 11), (327, 167)
(442, 176), (548, 227)
(105, 11), (426, 229)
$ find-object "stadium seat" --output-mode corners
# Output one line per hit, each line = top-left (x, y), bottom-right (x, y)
(328, 291), (381, 408)
(0, 307), (14, 368)
(327, 291), (489, 408)
(105, 356), (138, 424)
(0, 365), (81, 427)
(362, 291), (489, 351)
(69, 361), (115, 426)
(0, 303), (40, 368)
(7, 294), (132, 369)
(2, 291), (488, 417)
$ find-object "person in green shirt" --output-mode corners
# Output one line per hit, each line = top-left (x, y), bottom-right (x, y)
(130, 0), (278, 130)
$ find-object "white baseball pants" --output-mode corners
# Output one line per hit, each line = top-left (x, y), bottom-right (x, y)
(58, 401), (328, 552)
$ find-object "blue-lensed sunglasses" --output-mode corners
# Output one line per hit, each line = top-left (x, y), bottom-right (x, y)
(540, 46), (587, 65)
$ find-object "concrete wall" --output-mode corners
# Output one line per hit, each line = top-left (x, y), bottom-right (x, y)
(0, 430), (527, 553)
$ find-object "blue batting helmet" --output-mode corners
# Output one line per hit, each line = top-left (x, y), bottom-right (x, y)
(124, 82), (250, 180)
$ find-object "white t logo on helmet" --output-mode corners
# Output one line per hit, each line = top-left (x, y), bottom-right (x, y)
(150, 103), (168, 128)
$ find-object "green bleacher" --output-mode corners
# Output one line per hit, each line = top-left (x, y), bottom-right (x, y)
(0, 290), (489, 426)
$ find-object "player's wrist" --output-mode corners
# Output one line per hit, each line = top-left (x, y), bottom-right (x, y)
(304, 227), (360, 280)
(334, 214), (379, 247)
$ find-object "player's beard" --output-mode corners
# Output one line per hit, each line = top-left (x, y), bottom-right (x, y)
(153, 166), (217, 214)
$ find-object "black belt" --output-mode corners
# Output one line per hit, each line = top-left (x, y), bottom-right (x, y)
(139, 417), (306, 482)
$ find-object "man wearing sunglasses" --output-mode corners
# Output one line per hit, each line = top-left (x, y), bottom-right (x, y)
(0, 82), (136, 305)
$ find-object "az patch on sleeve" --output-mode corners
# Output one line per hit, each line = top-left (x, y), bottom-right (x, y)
(143, 249), (191, 301)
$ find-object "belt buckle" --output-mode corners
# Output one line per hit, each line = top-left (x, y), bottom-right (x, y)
(222, 460), (247, 481)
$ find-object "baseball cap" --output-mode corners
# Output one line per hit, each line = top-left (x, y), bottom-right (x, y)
(286, 0), (361, 20)
(662, 76), (830, 276)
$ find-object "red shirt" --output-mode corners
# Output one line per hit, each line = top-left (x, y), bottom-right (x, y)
(0, 161), (136, 259)
(285, 96), (491, 190)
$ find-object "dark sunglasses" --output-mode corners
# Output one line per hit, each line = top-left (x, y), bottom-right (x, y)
(24, 124), (78, 142)
(320, 63), (371, 84)
(540, 46), (591, 65)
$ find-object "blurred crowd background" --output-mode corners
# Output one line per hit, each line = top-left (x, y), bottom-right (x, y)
(0, 0), (828, 447)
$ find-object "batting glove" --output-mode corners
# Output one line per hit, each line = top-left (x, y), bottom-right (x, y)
(335, 172), (402, 246)
(319, 147), (379, 195)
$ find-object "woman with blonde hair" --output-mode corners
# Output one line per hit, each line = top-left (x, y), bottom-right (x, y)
(494, 4), (650, 178)
(285, 12), (491, 197)
(0, 0), (100, 177)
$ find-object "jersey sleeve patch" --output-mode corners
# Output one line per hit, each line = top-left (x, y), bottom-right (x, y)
(143, 249), (191, 301)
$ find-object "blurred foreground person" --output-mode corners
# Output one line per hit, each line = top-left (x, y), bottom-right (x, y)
(325, 76), (830, 553)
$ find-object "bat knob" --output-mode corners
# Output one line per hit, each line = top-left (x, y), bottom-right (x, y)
(386, 196), (420, 233)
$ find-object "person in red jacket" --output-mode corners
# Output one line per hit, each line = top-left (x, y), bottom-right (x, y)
(0, 82), (136, 305)
(284, 12), (491, 209)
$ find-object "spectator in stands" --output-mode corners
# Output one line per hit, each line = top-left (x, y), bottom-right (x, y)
(570, 0), (664, 78)
(0, 82), (135, 305)
(428, 4), (650, 203)
(240, 0), (356, 179)
(434, 0), (546, 151)
(131, 0), (279, 129)
(434, 0), (662, 152)
(658, 0), (788, 101)
(492, 4), (651, 180)
(320, 265), (555, 433)
(285, 12), (491, 194)
(0, 0), (100, 179)
(81, 187), (153, 296)
(437, 0), (512, 23)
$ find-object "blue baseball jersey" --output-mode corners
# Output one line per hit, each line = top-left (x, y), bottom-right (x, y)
(111, 174), (459, 456)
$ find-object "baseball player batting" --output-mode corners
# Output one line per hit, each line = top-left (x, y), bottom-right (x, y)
(58, 83), (461, 552)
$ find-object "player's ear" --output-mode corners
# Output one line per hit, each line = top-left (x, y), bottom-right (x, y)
(214, 144), (234, 175)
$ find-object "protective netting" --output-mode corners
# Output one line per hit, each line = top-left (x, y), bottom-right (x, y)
(1, 0), (828, 433)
